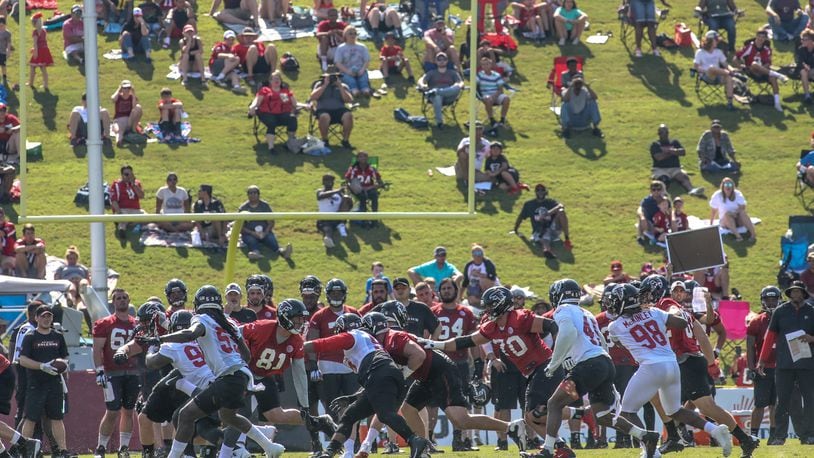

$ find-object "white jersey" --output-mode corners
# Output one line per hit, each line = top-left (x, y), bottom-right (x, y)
(12, 322), (34, 362)
(342, 329), (381, 373)
(158, 341), (216, 388)
(553, 304), (608, 365)
(193, 313), (245, 377)
(608, 308), (675, 365)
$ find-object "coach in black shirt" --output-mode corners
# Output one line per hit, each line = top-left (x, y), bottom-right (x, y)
(18, 305), (69, 455)
(392, 277), (439, 338)
(757, 281), (814, 444)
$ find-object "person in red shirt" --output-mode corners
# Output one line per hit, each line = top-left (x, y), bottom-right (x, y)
(158, 87), (184, 140)
(602, 260), (633, 285)
(92, 290), (139, 457)
(110, 80), (144, 148)
(734, 28), (785, 112)
(306, 278), (360, 422)
(0, 103), (21, 161)
(209, 31), (245, 94)
(672, 196), (690, 232)
(746, 286), (779, 441)
(248, 71), (299, 153)
(358, 278), (389, 315)
(651, 197), (671, 242)
(231, 27), (277, 85)
(242, 299), (336, 439)
(344, 151), (384, 223)
(0, 207), (15, 274)
(109, 164), (145, 237)
(14, 224), (45, 279)
(62, 6), (85, 64)
(245, 274), (276, 320)
(379, 32), (414, 82)
(316, 9), (347, 70)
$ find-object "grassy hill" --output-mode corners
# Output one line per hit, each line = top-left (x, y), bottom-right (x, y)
(5, 0), (807, 304)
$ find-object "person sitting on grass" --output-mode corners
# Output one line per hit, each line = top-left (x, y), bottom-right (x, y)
(553, 0), (587, 45)
(364, 2), (404, 44)
(110, 79), (143, 148)
(507, 0), (546, 41)
(164, 0), (196, 49)
(231, 27), (278, 86)
(155, 172), (194, 233)
(178, 24), (205, 87)
(417, 52), (463, 129)
(192, 184), (227, 247)
(693, 30), (735, 110)
(15, 223), (46, 279)
(651, 196), (671, 243)
(334, 26), (371, 97)
(795, 28), (814, 104)
(696, 119), (741, 173)
(672, 195), (689, 232)
(766, 0), (808, 42)
(344, 151), (385, 226)
(316, 173), (351, 248)
(67, 93), (112, 147)
(310, 66), (354, 148)
(316, 8), (347, 71)
(477, 56), (511, 130)
(158, 87), (183, 140)
(210, 0), (259, 27)
(560, 73), (602, 139)
(483, 141), (529, 195)
(238, 184), (293, 261)
(709, 177), (756, 242)
(209, 31), (247, 95)
(248, 71), (300, 154)
(62, 5), (85, 65)
(423, 16), (461, 73)
(513, 183), (573, 258)
(0, 103), (21, 163)
(734, 28), (788, 113)
(636, 180), (668, 244)
(120, 7), (152, 63)
(379, 32), (414, 84)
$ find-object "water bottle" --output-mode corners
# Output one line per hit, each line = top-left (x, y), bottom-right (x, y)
(191, 228), (202, 247)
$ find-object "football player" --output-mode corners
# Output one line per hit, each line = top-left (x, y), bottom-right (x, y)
(92, 289), (139, 458)
(607, 284), (732, 458)
(746, 286), (780, 443)
(165, 279), (188, 315)
(246, 275), (276, 320)
(139, 285), (285, 458)
(0, 345), (41, 458)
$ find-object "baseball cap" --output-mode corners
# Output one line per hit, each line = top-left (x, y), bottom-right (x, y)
(673, 195), (683, 203)
(433, 15), (445, 23)
(490, 141), (504, 149)
(183, 24), (195, 34)
(510, 285), (527, 298)
(705, 30), (719, 40)
(434, 246), (447, 256)
(566, 56), (578, 64)
(35, 305), (54, 316)
(223, 30), (236, 39)
(120, 79), (132, 88)
(711, 119), (722, 127)
(247, 184), (260, 194)
(393, 277), (410, 288)
(671, 281), (686, 291)
(641, 262), (654, 274)
(133, 7), (142, 16)
(610, 260), (623, 271)
(535, 183), (547, 192)
(807, 251), (814, 261)
(225, 283), (242, 295)
(71, 5), (82, 14)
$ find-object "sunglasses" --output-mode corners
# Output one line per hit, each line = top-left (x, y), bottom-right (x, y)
(248, 190), (259, 194)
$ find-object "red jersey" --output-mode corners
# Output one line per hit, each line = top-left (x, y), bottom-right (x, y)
(231, 41), (265, 65)
(432, 304), (477, 361)
(0, 114), (20, 141)
(595, 311), (637, 367)
(652, 210), (669, 235)
(316, 20), (347, 47)
(309, 305), (359, 364)
(344, 164), (382, 188)
(242, 320), (304, 377)
(113, 94), (136, 119)
(746, 311), (775, 368)
(0, 353), (10, 374)
(358, 301), (380, 315)
(0, 221), (15, 257)
(93, 314), (137, 371)
(736, 40), (772, 67)
(109, 179), (143, 210)
(209, 41), (231, 66)
(380, 329), (432, 381)
(251, 305), (277, 321)
(478, 309), (552, 377)
(258, 86), (295, 114)
(655, 298), (701, 357)
(731, 355), (751, 387)
(379, 44), (402, 68)
(673, 211), (689, 232)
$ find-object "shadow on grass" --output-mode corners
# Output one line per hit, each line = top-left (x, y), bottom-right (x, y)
(695, 104), (757, 132)
(627, 61), (691, 107)
(700, 170), (741, 189)
(350, 221), (399, 251)
(476, 190), (521, 214)
(723, 235), (755, 258)
(31, 88), (59, 131)
(125, 59), (155, 82)
(561, 134), (607, 160)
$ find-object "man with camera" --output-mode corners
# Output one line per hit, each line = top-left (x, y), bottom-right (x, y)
(310, 65), (354, 149)
(109, 164), (146, 239)
(560, 74), (602, 139)
(650, 124), (705, 197)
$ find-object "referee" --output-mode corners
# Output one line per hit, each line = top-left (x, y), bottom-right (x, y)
(757, 281), (814, 445)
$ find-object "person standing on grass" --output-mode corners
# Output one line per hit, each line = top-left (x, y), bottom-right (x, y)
(29, 13), (52, 90)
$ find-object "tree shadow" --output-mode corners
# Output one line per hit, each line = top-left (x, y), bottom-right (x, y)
(627, 60), (691, 107)
(31, 88), (59, 131)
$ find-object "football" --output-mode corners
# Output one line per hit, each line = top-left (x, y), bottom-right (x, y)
(50, 359), (68, 374)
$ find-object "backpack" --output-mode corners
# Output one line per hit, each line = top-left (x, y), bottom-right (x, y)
(289, 7), (315, 29)
(280, 52), (300, 72)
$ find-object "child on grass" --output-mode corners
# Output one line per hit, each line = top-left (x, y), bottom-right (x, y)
(29, 12), (53, 89)
(651, 196), (671, 242)
(158, 87), (183, 140)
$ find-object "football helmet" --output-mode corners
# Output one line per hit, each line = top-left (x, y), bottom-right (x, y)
(299, 275), (323, 297)
(379, 301), (408, 329)
(245, 274), (267, 294)
(137, 300), (166, 325)
(600, 282), (617, 312)
(362, 312), (389, 335)
(259, 274), (274, 301)
(760, 285), (782, 312)
(325, 278), (348, 307)
(277, 299), (309, 334)
(164, 279), (188, 308)
(481, 286), (513, 320)
(638, 274), (670, 305)
(607, 284), (640, 317)
(193, 285), (223, 311)
(334, 313), (362, 334)
(169, 310), (193, 331)
(467, 379), (492, 408)
(683, 279), (700, 293)
(548, 279), (582, 308)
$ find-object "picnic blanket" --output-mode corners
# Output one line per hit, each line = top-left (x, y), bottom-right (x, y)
(27, 0), (58, 10)
(639, 214), (762, 248)
(103, 49), (123, 60)
(166, 64), (212, 81)
(144, 121), (200, 144)
(139, 226), (222, 249)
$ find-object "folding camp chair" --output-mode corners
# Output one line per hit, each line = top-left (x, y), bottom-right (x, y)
(694, 7), (746, 49)
(692, 67), (726, 104)
(547, 55), (583, 120)
(307, 79), (356, 144)
(619, 1), (669, 50)
(795, 149), (814, 210)
(419, 86), (462, 126)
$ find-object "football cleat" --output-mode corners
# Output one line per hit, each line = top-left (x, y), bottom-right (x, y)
(739, 436), (759, 458)
(94, 446), (106, 458)
(641, 431), (660, 458)
(709, 425), (732, 457)
(507, 419), (528, 451)
(658, 437), (685, 454)
(407, 436), (429, 458)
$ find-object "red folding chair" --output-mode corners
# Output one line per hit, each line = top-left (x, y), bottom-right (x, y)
(547, 55), (584, 119)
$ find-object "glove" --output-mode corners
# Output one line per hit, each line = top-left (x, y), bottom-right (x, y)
(136, 335), (161, 348)
(329, 393), (358, 415)
(96, 368), (106, 386)
(309, 369), (323, 382)
(562, 357), (576, 371)
(544, 363), (556, 378)
(113, 350), (129, 365)
(418, 338), (444, 350)
(40, 362), (58, 376)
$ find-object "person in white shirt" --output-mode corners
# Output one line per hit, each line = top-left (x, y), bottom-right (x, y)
(316, 174), (351, 248)
(693, 30), (736, 110)
(455, 121), (491, 184)
(67, 93), (112, 146)
(709, 177), (756, 242)
(155, 172), (193, 233)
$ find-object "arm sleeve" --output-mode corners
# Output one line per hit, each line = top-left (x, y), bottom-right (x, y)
(759, 330), (777, 363)
(548, 317), (577, 371)
(291, 358), (310, 408)
(310, 333), (355, 354)
(485, 259), (498, 280)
